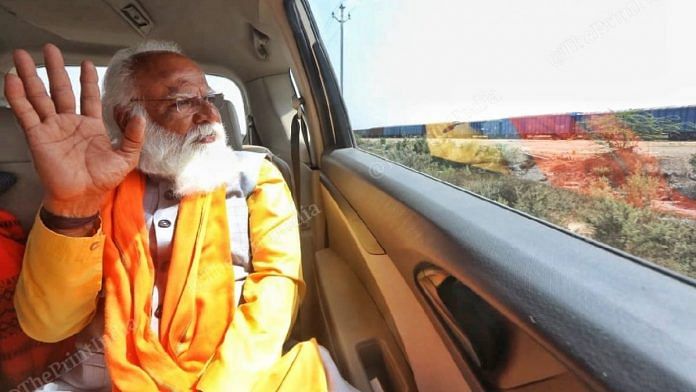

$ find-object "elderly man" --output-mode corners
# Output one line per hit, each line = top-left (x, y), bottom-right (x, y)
(4, 42), (348, 391)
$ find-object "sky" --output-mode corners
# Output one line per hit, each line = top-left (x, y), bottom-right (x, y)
(309, 0), (696, 129)
(13, 1), (696, 133)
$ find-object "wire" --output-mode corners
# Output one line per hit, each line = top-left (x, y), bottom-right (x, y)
(319, 1), (343, 30)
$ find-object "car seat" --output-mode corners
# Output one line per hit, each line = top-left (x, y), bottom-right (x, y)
(216, 98), (296, 200)
(0, 107), (43, 232)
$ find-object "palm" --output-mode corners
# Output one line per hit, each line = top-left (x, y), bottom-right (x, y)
(3, 44), (144, 216)
(27, 115), (132, 200)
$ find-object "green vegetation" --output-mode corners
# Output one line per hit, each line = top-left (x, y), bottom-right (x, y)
(579, 112), (687, 152)
(615, 111), (682, 141)
(581, 114), (640, 151)
(358, 137), (696, 279)
(690, 153), (696, 172)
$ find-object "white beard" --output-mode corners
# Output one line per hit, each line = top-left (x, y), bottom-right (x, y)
(133, 107), (240, 196)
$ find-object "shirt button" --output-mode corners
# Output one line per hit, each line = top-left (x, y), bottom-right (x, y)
(164, 190), (176, 200)
(155, 305), (163, 319)
(158, 219), (172, 228)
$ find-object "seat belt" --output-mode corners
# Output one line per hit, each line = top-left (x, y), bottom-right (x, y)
(290, 95), (314, 215)
(247, 114), (263, 146)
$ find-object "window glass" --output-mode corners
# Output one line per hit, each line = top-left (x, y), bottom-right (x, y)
(308, 0), (696, 279)
(35, 67), (246, 135)
(206, 74), (246, 136)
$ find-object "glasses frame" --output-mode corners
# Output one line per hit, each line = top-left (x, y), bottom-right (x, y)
(130, 92), (224, 114)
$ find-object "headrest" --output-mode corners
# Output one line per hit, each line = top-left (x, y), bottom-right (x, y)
(216, 99), (244, 151)
(0, 108), (31, 163)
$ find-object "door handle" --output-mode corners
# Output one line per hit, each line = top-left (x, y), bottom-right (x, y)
(417, 268), (483, 367)
(416, 267), (507, 373)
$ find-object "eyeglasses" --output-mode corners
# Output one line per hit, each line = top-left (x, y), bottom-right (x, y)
(130, 93), (223, 115)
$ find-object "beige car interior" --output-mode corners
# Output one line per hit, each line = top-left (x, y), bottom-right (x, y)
(0, 1), (592, 391)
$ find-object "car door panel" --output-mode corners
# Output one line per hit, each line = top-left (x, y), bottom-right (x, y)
(318, 148), (696, 391)
(316, 179), (475, 392)
(314, 247), (413, 392)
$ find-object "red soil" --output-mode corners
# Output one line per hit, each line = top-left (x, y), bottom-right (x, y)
(533, 149), (696, 219)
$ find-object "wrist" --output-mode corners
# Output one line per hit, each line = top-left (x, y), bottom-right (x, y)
(40, 206), (100, 232)
(46, 217), (101, 237)
(42, 196), (102, 218)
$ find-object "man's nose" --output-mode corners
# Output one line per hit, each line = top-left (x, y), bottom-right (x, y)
(192, 100), (221, 125)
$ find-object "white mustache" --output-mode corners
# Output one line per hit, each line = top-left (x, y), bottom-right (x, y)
(182, 123), (226, 146)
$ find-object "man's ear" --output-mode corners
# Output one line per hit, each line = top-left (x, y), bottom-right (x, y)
(113, 105), (130, 132)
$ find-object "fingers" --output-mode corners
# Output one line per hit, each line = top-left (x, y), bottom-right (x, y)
(44, 43), (76, 114)
(4, 72), (41, 131)
(12, 48), (56, 120)
(80, 60), (102, 119)
(117, 115), (145, 166)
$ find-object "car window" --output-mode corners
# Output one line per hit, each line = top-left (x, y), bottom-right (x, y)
(307, 0), (696, 280)
(35, 66), (246, 135)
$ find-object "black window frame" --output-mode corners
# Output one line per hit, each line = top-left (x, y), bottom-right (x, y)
(285, 0), (353, 151)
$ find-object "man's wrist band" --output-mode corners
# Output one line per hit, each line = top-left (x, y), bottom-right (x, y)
(39, 206), (100, 230)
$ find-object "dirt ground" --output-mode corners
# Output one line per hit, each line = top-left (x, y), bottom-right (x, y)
(440, 139), (696, 218)
(470, 139), (695, 161)
(500, 140), (694, 186)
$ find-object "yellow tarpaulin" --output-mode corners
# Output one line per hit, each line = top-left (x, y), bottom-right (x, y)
(426, 123), (509, 174)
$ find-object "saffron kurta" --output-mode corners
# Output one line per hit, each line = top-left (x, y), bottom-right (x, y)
(13, 155), (328, 391)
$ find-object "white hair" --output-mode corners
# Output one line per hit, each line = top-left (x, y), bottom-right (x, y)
(101, 40), (182, 139)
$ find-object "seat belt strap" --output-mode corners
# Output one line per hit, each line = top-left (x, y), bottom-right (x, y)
(247, 114), (263, 146)
(290, 95), (315, 213)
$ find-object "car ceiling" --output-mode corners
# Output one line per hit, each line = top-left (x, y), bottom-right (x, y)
(0, 0), (291, 90)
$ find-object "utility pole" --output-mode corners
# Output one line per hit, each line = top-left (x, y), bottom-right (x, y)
(332, 3), (350, 93)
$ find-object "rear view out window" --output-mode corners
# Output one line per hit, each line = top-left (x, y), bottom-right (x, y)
(308, 0), (696, 279)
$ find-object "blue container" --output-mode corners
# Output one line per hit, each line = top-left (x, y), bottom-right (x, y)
(399, 124), (426, 137)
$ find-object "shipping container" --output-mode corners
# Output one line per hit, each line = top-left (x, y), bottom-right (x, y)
(476, 119), (518, 139)
(353, 106), (696, 140)
(511, 114), (577, 139)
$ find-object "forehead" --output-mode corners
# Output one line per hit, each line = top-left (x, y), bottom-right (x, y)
(131, 52), (209, 96)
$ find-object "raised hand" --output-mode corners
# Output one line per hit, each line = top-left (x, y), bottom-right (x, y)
(3, 44), (145, 218)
